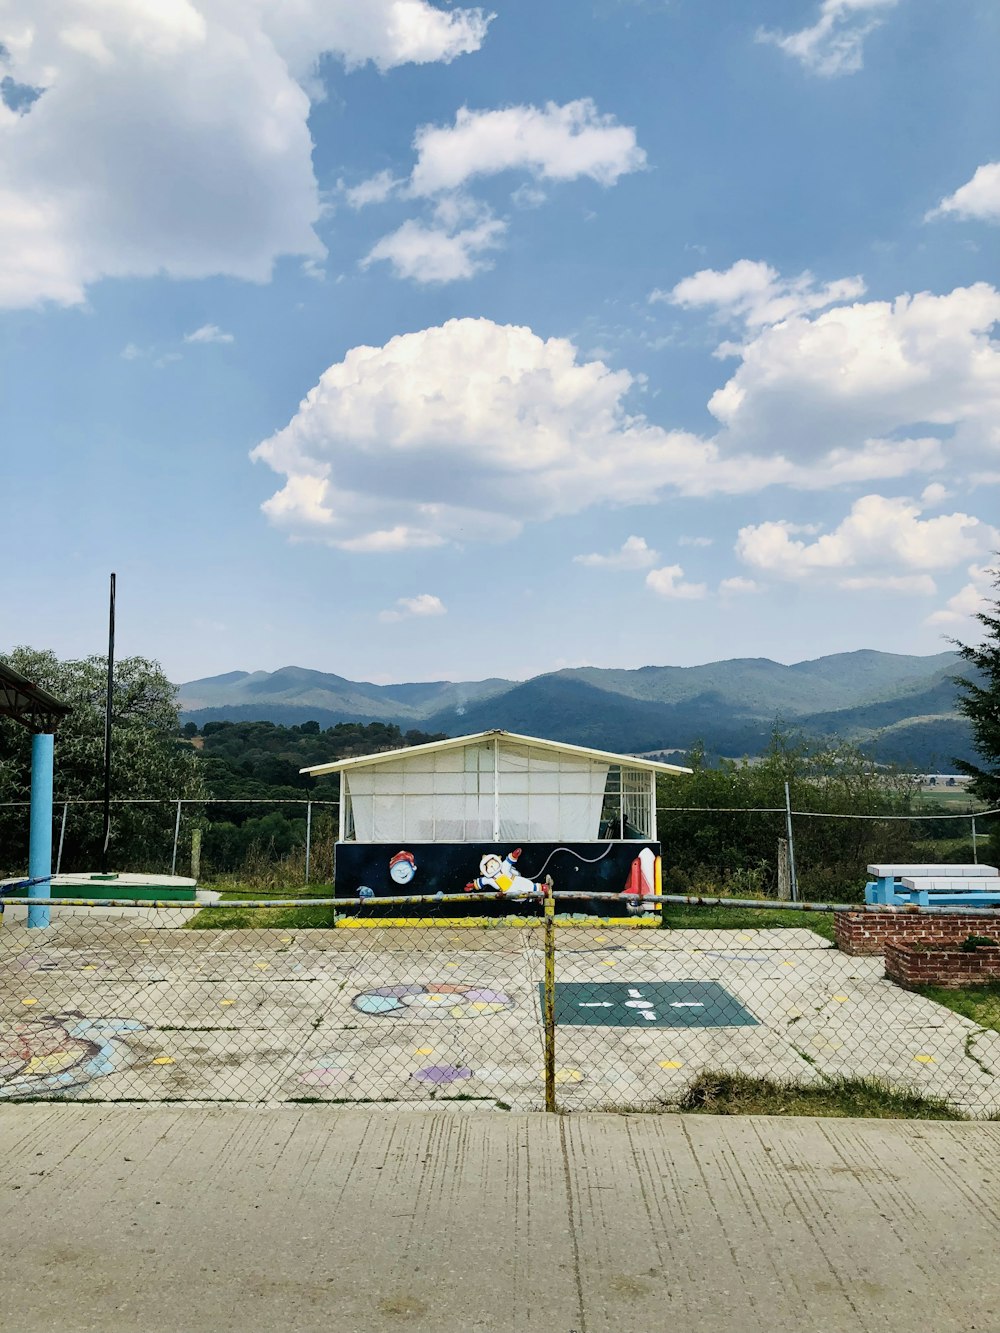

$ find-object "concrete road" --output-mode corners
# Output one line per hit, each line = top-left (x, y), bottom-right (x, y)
(1, 1106), (999, 1333)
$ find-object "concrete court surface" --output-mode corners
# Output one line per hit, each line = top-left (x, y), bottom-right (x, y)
(1, 1104), (1000, 1333)
(3, 921), (1000, 1113)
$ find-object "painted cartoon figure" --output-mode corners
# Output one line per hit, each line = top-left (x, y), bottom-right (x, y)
(464, 848), (550, 900)
(388, 850), (417, 885)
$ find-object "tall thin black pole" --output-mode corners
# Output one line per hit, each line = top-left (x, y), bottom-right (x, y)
(100, 573), (116, 873)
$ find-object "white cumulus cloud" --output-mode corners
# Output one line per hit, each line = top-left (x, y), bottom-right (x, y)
(362, 211), (506, 283)
(574, 536), (659, 569)
(927, 163), (1000, 226)
(756, 0), (900, 77)
(645, 565), (707, 600)
(356, 98), (644, 282)
(704, 282), (1000, 469)
(406, 99), (645, 196)
(736, 494), (998, 586)
(378, 593), (447, 622)
(251, 317), (799, 551)
(654, 258), (866, 329)
(926, 563), (997, 627)
(718, 576), (761, 596)
(344, 169), (402, 209)
(253, 296), (1000, 553)
(184, 323), (234, 344)
(0, 0), (491, 308)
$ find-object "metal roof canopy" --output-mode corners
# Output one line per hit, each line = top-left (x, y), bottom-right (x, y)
(300, 729), (693, 777)
(0, 662), (71, 735)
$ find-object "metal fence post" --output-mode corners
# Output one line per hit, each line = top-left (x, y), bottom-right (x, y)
(543, 892), (557, 1112)
(784, 781), (799, 903)
(170, 800), (182, 876)
(56, 801), (69, 875)
(305, 801), (313, 885)
(972, 815), (978, 864)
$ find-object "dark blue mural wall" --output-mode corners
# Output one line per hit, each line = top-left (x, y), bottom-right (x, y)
(333, 841), (660, 917)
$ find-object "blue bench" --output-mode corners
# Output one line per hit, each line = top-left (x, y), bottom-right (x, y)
(865, 863), (998, 906)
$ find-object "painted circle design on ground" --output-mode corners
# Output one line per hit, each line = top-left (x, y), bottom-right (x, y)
(412, 1064), (473, 1084)
(353, 984), (515, 1019)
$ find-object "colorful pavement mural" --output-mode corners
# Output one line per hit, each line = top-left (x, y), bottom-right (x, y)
(0, 1011), (145, 1099)
(352, 983), (515, 1018)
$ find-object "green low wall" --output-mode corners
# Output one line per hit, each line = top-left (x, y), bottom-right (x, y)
(50, 884), (197, 903)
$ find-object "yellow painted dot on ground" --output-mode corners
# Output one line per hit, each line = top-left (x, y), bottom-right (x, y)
(151, 1057), (175, 1066)
(601, 959), (618, 967)
(832, 995), (849, 1003)
(450, 1006), (467, 1018)
(21, 997), (37, 1006)
(280, 937), (293, 944)
(416, 1047), (434, 1056)
(658, 1060), (684, 1069)
(82, 965), (98, 971)
(594, 935), (607, 943)
(219, 999), (236, 1006)
(738, 934), (753, 942)
(914, 1054), (935, 1064)
(781, 961), (796, 968)
(445, 962), (459, 968)
(254, 962), (270, 970)
(554, 1068), (584, 1084)
(139, 938), (151, 944)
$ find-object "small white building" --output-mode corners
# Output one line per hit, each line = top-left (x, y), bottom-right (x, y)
(301, 729), (690, 914)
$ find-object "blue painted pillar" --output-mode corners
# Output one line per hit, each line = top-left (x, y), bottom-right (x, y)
(28, 732), (54, 929)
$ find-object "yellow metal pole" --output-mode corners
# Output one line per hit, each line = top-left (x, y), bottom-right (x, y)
(543, 890), (556, 1112)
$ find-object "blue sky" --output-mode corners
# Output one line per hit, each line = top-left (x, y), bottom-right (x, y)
(2, 0), (999, 686)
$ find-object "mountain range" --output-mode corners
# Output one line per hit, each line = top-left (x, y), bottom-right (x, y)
(177, 650), (974, 768)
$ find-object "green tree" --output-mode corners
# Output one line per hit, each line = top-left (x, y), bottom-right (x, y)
(0, 647), (205, 875)
(953, 563), (1000, 858)
(656, 729), (918, 900)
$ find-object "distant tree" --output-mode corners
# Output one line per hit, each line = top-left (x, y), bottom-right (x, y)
(953, 564), (1000, 855)
(0, 647), (205, 874)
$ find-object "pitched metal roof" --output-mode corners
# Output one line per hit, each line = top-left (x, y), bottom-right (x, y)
(0, 662), (72, 734)
(300, 729), (692, 777)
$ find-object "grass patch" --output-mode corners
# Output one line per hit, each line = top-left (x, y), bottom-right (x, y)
(661, 904), (835, 942)
(913, 980), (1000, 1034)
(200, 882), (334, 900)
(673, 1070), (963, 1119)
(185, 883), (336, 929)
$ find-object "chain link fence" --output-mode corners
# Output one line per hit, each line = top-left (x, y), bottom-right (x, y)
(3, 891), (1000, 1117)
(2, 797), (996, 896)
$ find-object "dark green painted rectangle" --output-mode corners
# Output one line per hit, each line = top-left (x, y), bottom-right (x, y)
(49, 886), (196, 902)
(541, 981), (758, 1028)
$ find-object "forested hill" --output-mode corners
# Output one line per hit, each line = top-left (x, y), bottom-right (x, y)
(179, 650), (975, 769)
(187, 719), (447, 800)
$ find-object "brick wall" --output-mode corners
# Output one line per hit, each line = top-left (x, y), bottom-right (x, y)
(835, 909), (1000, 956)
(885, 939), (1000, 990)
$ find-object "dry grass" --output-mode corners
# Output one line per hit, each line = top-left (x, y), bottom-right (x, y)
(671, 1070), (963, 1119)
